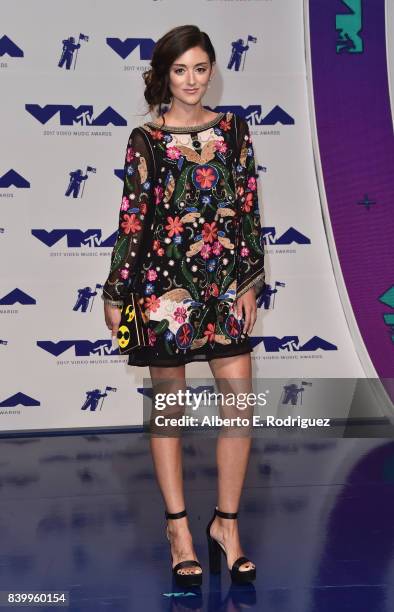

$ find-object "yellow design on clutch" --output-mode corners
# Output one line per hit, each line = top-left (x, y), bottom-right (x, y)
(125, 304), (135, 322)
(118, 325), (131, 349)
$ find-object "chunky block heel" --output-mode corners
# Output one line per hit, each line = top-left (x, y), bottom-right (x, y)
(206, 526), (222, 574)
(165, 508), (203, 587)
(206, 506), (256, 584)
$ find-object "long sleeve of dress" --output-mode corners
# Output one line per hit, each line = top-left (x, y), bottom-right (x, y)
(234, 117), (266, 300)
(101, 127), (155, 307)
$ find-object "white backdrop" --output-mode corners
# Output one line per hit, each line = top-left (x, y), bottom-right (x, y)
(0, 0), (376, 432)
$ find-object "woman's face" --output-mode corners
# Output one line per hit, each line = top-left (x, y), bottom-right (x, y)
(168, 46), (215, 106)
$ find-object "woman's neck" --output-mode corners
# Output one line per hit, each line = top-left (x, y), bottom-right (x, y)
(159, 104), (215, 127)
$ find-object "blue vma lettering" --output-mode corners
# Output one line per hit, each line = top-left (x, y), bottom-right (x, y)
(210, 105), (294, 126)
(262, 336), (338, 352)
(31, 229), (117, 248)
(0, 170), (30, 189)
(106, 37), (155, 60)
(0, 35), (24, 57)
(0, 289), (36, 305)
(25, 105), (127, 126)
(263, 227), (311, 245)
(37, 340), (118, 357)
(0, 392), (40, 408)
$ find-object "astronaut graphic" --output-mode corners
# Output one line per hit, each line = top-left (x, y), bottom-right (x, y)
(81, 386), (116, 411)
(73, 286), (98, 312)
(227, 35), (256, 71)
(58, 37), (81, 70)
(81, 389), (108, 412)
(282, 383), (303, 406)
(279, 381), (312, 407)
(58, 33), (89, 70)
(65, 169), (88, 198)
(260, 284), (278, 309)
(227, 39), (249, 71)
(258, 281), (285, 309)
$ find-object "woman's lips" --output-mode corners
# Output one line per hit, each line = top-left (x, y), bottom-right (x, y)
(184, 89), (198, 93)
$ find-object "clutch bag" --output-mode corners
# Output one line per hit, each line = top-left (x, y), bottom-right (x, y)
(117, 292), (150, 354)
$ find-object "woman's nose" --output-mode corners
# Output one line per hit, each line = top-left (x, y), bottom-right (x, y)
(187, 71), (196, 85)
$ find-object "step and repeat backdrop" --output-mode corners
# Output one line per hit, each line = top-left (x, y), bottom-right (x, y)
(0, 0), (392, 433)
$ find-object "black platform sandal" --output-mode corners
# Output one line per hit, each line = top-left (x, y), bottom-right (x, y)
(165, 509), (203, 587)
(206, 506), (256, 584)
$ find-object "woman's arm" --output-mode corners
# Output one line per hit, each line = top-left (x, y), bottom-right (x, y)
(234, 116), (266, 301)
(233, 117), (265, 335)
(101, 127), (154, 308)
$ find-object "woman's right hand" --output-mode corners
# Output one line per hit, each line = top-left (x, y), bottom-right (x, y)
(104, 302), (122, 339)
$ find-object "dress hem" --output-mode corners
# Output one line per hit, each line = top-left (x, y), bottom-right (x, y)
(127, 343), (254, 368)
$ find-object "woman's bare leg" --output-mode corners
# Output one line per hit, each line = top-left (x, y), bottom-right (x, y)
(208, 352), (256, 572)
(148, 363), (201, 576)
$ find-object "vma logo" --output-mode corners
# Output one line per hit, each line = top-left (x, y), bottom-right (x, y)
(0, 35), (24, 57)
(106, 38), (155, 60)
(263, 336), (337, 352)
(37, 340), (117, 357)
(336, 0), (363, 53)
(25, 105), (127, 126)
(263, 227), (311, 245)
(31, 229), (116, 248)
(211, 105), (294, 126)
(0, 170), (30, 189)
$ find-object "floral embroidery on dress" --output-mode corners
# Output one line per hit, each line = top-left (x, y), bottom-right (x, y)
(102, 112), (265, 363)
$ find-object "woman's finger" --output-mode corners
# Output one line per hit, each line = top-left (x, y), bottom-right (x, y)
(112, 324), (119, 337)
(236, 298), (243, 320)
(248, 308), (257, 335)
(243, 305), (252, 335)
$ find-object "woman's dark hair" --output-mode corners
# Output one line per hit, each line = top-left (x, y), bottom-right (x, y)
(142, 25), (216, 119)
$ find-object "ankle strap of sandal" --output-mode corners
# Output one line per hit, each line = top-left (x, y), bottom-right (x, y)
(165, 508), (187, 520)
(215, 506), (238, 519)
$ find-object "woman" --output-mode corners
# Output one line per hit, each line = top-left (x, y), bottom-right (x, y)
(102, 25), (265, 587)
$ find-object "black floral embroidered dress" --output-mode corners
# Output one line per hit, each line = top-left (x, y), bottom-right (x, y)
(102, 111), (265, 367)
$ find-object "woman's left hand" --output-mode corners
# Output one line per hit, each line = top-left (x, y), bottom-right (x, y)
(235, 287), (257, 335)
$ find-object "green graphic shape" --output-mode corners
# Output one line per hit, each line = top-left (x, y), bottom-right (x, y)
(336, 0), (363, 53)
